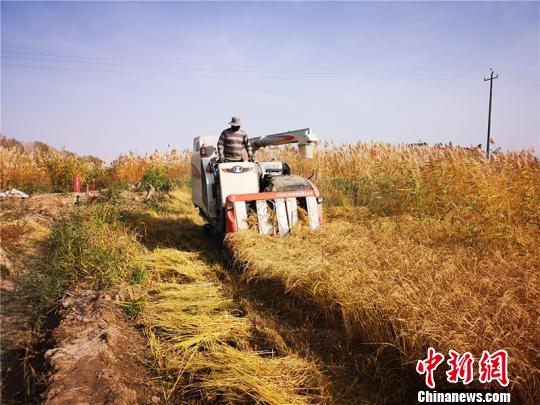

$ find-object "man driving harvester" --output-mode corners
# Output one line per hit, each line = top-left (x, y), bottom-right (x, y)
(217, 116), (254, 163)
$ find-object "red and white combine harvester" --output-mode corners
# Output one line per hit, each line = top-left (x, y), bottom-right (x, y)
(191, 128), (323, 237)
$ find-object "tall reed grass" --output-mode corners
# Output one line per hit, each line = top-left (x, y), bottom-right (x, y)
(1, 141), (190, 193)
(0, 148), (51, 192)
(110, 149), (191, 190)
(230, 142), (540, 402)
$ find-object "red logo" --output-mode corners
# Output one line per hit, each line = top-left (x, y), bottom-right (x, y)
(417, 348), (509, 389)
(417, 347), (445, 389)
(446, 350), (474, 385)
(478, 350), (509, 387)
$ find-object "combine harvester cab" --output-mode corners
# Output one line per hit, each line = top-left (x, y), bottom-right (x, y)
(191, 129), (323, 236)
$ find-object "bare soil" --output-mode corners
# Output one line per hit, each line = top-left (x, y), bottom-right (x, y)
(1, 193), (159, 404)
(43, 289), (156, 405)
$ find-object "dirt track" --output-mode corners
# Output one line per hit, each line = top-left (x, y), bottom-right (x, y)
(43, 289), (155, 404)
(1, 194), (74, 402)
(1, 194), (158, 404)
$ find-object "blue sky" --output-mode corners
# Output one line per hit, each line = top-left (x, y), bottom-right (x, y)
(1, 1), (539, 160)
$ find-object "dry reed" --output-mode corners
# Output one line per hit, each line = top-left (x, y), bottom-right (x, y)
(228, 143), (539, 402)
(0, 142), (190, 192)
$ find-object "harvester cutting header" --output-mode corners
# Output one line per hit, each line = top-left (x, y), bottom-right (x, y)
(191, 117), (323, 237)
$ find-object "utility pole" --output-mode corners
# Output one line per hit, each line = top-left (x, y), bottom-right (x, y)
(484, 68), (498, 159)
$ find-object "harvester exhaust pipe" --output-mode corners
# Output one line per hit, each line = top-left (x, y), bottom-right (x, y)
(249, 128), (319, 159)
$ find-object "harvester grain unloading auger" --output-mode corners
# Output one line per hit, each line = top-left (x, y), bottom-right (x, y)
(191, 128), (323, 236)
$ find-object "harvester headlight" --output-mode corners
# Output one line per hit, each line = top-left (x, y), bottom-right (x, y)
(316, 197), (324, 204)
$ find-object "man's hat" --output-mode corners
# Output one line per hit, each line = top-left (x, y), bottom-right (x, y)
(229, 116), (241, 126)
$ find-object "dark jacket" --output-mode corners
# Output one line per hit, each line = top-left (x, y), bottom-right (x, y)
(217, 128), (253, 161)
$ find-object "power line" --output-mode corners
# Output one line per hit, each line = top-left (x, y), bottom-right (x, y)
(504, 73), (539, 82)
(3, 51), (537, 87)
(0, 63), (290, 79)
(1, 50), (354, 76)
(1, 54), (356, 77)
(1, 49), (489, 80)
(0, 58), (443, 81)
(4, 50), (539, 83)
(1, 63), (371, 81)
(1, 63), (183, 78)
(3, 62), (473, 81)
